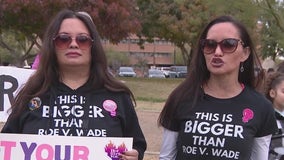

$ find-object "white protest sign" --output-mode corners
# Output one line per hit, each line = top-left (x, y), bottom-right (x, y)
(0, 133), (132, 160)
(0, 66), (35, 122)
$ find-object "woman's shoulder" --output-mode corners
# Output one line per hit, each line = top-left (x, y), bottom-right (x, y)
(243, 86), (268, 100)
(243, 86), (274, 111)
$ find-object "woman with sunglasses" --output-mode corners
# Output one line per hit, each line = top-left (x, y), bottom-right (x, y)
(1, 9), (146, 160)
(159, 15), (277, 160)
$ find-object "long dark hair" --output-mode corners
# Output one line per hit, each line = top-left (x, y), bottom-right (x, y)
(158, 15), (264, 128)
(9, 9), (135, 119)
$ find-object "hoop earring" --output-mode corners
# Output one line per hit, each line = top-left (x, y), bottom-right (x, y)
(240, 63), (244, 72)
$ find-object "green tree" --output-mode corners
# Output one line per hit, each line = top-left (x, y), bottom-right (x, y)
(0, 0), (141, 66)
(255, 0), (284, 60)
(0, 30), (38, 66)
(137, 0), (259, 65)
(105, 49), (129, 72)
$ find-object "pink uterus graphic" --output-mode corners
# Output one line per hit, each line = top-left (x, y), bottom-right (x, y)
(103, 100), (117, 117)
(242, 108), (254, 123)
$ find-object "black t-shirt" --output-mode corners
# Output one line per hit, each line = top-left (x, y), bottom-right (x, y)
(169, 86), (277, 160)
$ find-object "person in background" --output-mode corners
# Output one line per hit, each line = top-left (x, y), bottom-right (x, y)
(277, 61), (284, 73)
(158, 15), (277, 160)
(31, 53), (40, 69)
(267, 67), (275, 76)
(265, 72), (284, 159)
(1, 9), (146, 160)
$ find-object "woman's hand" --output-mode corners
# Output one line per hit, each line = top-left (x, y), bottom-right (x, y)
(119, 149), (139, 160)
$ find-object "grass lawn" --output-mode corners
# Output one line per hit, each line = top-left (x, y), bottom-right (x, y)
(118, 77), (184, 111)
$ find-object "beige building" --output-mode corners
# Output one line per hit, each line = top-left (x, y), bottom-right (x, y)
(102, 35), (176, 67)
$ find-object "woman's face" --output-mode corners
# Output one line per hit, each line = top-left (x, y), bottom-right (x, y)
(203, 22), (250, 77)
(55, 18), (92, 68)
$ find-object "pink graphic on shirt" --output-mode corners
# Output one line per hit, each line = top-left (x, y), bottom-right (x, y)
(242, 108), (254, 123)
(105, 141), (128, 160)
(103, 100), (117, 117)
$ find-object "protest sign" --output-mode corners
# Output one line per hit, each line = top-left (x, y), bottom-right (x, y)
(0, 66), (35, 122)
(0, 133), (132, 160)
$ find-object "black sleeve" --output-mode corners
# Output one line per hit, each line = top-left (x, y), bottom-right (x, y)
(1, 115), (21, 133)
(256, 100), (278, 137)
(1, 107), (30, 133)
(122, 94), (147, 160)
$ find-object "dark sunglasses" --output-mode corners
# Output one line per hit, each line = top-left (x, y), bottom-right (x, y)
(200, 38), (244, 54)
(53, 34), (94, 50)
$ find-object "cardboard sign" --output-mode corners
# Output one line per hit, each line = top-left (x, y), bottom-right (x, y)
(0, 133), (133, 160)
(0, 66), (35, 122)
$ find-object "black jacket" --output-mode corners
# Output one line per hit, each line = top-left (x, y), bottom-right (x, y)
(1, 81), (147, 160)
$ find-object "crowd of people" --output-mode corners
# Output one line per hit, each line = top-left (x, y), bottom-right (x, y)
(2, 8), (284, 160)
